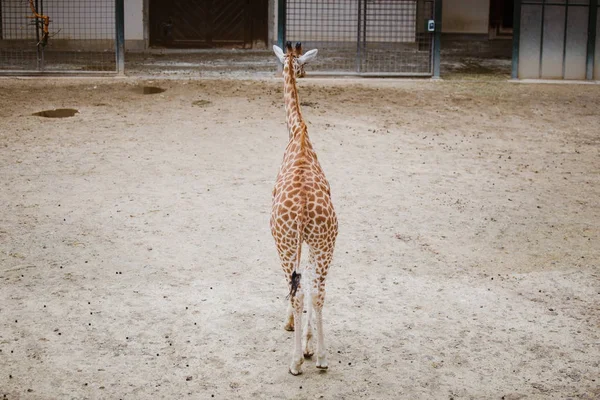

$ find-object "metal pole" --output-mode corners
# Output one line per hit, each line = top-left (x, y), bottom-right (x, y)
(356, 0), (362, 73)
(115, 0), (125, 75)
(277, 0), (286, 48)
(512, 0), (522, 79)
(433, 0), (442, 78)
(586, 0), (598, 80)
(35, 0), (41, 70)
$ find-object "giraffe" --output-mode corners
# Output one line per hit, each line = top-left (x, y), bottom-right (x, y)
(271, 42), (338, 376)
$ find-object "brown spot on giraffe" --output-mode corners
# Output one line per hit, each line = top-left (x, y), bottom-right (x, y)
(271, 42), (338, 376)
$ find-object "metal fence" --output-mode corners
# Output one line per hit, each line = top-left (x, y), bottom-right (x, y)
(281, 0), (440, 76)
(0, 0), (123, 74)
(513, 0), (599, 80)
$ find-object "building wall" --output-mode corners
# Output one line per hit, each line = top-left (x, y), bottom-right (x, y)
(125, 0), (145, 49)
(442, 0), (490, 34)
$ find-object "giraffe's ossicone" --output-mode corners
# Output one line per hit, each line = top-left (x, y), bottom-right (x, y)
(271, 42), (338, 376)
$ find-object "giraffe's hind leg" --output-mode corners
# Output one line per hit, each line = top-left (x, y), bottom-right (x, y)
(311, 247), (335, 370)
(284, 302), (294, 331)
(289, 290), (305, 375)
(303, 250), (317, 358)
(275, 241), (305, 375)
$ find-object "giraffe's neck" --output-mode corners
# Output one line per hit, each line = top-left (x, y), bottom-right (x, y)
(283, 59), (307, 143)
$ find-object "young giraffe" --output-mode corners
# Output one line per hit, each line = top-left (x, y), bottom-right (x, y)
(271, 42), (338, 376)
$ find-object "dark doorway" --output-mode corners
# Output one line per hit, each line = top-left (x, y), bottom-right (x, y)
(489, 0), (514, 38)
(149, 0), (268, 48)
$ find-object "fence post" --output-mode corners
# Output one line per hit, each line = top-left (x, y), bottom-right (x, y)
(116, 0), (125, 75)
(586, 0), (598, 80)
(512, 0), (521, 79)
(277, 0), (286, 48)
(432, 0), (442, 78)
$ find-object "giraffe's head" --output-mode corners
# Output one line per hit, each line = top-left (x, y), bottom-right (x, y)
(273, 41), (318, 78)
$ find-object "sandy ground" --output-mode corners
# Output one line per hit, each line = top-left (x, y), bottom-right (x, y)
(0, 76), (599, 400)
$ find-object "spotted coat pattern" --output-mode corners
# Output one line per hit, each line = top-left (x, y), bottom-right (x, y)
(270, 42), (338, 375)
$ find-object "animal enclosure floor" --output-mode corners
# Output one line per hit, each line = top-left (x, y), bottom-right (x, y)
(0, 77), (599, 399)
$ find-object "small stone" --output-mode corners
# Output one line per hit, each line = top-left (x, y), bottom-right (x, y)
(186, 376), (192, 381)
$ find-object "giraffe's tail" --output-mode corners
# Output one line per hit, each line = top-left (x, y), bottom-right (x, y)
(287, 217), (304, 299)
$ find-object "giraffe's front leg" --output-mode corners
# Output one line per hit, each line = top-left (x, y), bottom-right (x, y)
(289, 292), (305, 375)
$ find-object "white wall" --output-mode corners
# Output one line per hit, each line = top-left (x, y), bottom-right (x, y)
(125, 0), (144, 41)
(442, 0), (490, 34)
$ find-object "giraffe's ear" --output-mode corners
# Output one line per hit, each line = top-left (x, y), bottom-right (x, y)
(273, 45), (285, 64)
(298, 49), (318, 65)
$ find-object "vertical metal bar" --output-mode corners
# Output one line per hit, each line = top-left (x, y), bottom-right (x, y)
(116, 0), (125, 74)
(586, 0), (598, 79)
(433, 0), (442, 78)
(277, 0), (286, 48)
(40, 0), (45, 71)
(512, 0), (522, 79)
(562, 0), (569, 78)
(356, 0), (362, 73)
(362, 0), (367, 72)
(539, 1), (546, 78)
(35, 0), (41, 70)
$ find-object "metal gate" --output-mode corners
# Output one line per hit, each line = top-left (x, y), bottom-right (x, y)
(281, 0), (438, 76)
(0, 0), (121, 74)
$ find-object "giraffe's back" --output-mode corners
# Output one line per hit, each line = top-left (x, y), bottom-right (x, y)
(271, 157), (338, 251)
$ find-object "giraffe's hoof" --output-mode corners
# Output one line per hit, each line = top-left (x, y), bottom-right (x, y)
(284, 323), (294, 332)
(289, 367), (302, 376)
(316, 356), (328, 370)
(303, 351), (314, 359)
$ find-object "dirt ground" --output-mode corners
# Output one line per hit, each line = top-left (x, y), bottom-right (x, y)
(0, 76), (599, 400)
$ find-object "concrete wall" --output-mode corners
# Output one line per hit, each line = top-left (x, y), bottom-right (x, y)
(442, 0), (490, 34)
(125, 0), (145, 49)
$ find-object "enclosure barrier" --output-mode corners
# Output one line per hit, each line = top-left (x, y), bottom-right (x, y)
(0, 0), (124, 74)
(278, 0), (442, 77)
(512, 0), (598, 80)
